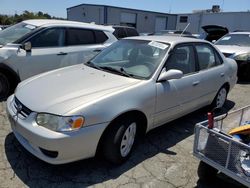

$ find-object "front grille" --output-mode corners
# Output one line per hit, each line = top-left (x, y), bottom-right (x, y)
(223, 53), (233, 58)
(13, 97), (32, 118)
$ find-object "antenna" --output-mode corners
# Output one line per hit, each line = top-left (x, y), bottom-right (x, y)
(180, 23), (190, 36)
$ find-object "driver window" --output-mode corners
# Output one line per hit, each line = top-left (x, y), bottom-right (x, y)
(166, 45), (196, 75)
(29, 28), (65, 48)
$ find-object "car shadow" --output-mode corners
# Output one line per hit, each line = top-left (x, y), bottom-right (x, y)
(5, 100), (237, 187)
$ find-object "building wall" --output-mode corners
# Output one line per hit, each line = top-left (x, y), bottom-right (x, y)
(67, 5), (105, 25)
(67, 4), (177, 33)
(176, 12), (250, 34)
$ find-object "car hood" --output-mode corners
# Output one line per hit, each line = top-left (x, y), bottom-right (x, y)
(216, 45), (250, 57)
(15, 64), (141, 114)
(202, 25), (228, 35)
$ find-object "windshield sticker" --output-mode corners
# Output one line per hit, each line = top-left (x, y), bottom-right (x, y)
(148, 41), (168, 50)
(221, 36), (231, 41)
(25, 24), (36, 30)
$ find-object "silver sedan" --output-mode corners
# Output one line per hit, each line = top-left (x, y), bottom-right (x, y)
(6, 36), (237, 164)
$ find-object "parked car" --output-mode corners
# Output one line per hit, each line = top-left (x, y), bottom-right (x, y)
(200, 25), (228, 42)
(0, 19), (117, 99)
(215, 32), (250, 80)
(6, 36), (237, 165)
(112, 25), (139, 39)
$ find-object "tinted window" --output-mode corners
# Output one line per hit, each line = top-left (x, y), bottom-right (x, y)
(126, 28), (139, 37)
(113, 27), (127, 39)
(29, 28), (65, 47)
(195, 44), (219, 70)
(94, 30), (108, 43)
(166, 45), (196, 75)
(67, 28), (95, 45)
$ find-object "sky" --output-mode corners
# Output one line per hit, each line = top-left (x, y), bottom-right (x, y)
(1, 0), (250, 18)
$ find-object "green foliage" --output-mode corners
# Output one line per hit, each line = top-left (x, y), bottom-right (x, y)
(0, 10), (64, 25)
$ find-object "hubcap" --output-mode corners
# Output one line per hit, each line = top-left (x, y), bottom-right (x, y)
(120, 122), (137, 157)
(216, 88), (227, 108)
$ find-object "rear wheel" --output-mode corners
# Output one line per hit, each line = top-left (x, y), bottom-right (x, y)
(0, 72), (10, 100)
(103, 117), (138, 164)
(211, 86), (228, 109)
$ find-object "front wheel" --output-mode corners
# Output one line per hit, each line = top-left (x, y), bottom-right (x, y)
(103, 118), (138, 164)
(211, 86), (228, 109)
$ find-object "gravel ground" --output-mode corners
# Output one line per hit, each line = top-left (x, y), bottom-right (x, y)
(0, 82), (249, 188)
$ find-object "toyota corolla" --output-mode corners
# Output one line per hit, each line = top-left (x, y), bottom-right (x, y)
(6, 36), (237, 164)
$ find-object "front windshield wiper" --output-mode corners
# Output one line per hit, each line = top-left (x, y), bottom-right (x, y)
(85, 61), (102, 70)
(99, 66), (135, 78)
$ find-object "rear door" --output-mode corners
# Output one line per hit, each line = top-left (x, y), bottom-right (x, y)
(193, 43), (226, 105)
(62, 28), (108, 66)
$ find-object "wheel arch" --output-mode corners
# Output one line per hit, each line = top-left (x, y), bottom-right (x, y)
(0, 64), (20, 91)
(95, 110), (148, 156)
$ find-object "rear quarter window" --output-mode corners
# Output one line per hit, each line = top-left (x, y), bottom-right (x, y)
(94, 30), (108, 43)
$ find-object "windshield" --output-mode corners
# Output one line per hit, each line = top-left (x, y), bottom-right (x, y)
(86, 39), (169, 79)
(0, 22), (36, 45)
(215, 34), (250, 47)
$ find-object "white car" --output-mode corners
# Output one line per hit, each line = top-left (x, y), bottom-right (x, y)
(215, 32), (250, 80)
(7, 36), (237, 164)
(0, 19), (117, 99)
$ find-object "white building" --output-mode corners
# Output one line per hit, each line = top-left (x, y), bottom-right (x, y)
(177, 11), (250, 34)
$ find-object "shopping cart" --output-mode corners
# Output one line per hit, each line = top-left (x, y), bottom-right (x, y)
(193, 105), (250, 187)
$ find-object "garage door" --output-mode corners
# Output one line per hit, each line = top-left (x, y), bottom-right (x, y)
(155, 17), (168, 32)
(121, 12), (137, 27)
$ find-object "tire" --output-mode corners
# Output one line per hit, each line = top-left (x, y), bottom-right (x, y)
(0, 72), (10, 100)
(211, 86), (228, 109)
(197, 161), (218, 180)
(103, 117), (138, 164)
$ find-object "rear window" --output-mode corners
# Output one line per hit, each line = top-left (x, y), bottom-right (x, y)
(67, 28), (95, 45)
(126, 28), (139, 37)
(113, 27), (127, 39)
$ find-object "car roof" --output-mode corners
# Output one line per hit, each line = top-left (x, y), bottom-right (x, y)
(22, 19), (114, 32)
(125, 35), (207, 45)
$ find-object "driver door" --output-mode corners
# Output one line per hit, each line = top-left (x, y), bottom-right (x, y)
(15, 27), (67, 80)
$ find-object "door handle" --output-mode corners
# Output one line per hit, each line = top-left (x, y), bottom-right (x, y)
(192, 81), (200, 86)
(220, 73), (225, 77)
(93, 49), (102, 52)
(57, 52), (68, 56)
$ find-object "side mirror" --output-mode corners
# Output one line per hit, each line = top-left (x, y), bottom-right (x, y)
(158, 69), (183, 82)
(23, 42), (32, 52)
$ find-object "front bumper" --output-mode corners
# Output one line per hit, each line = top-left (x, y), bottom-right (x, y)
(6, 95), (109, 164)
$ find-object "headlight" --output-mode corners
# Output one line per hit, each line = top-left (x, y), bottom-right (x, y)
(36, 113), (84, 132)
(234, 53), (250, 61)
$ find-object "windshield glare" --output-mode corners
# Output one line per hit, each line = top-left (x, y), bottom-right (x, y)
(0, 22), (36, 45)
(215, 34), (250, 47)
(89, 39), (169, 79)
